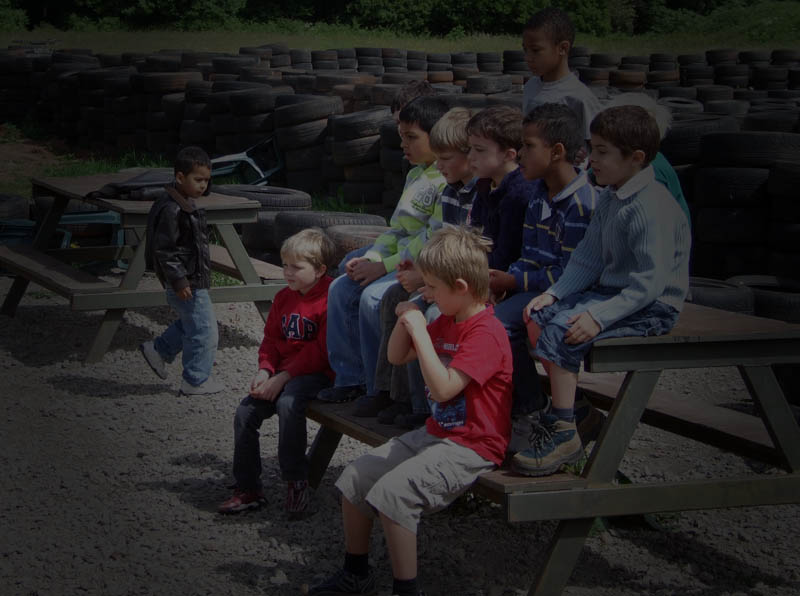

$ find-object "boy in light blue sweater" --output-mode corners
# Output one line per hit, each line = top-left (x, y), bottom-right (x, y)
(513, 105), (691, 477)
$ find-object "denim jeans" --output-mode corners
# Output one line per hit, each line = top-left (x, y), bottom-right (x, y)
(232, 373), (331, 488)
(154, 288), (218, 386)
(326, 247), (398, 395)
(494, 291), (546, 415)
(530, 287), (680, 373)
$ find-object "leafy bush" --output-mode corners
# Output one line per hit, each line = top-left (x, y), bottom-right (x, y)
(0, 0), (27, 31)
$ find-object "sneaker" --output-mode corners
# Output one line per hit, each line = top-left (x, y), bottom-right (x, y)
(512, 414), (583, 477)
(575, 391), (606, 444)
(218, 489), (265, 514)
(394, 412), (429, 430)
(307, 567), (377, 595)
(377, 402), (411, 425)
(286, 479), (310, 519)
(180, 376), (224, 395)
(352, 391), (392, 417)
(139, 341), (167, 379)
(506, 412), (542, 456)
(317, 385), (364, 403)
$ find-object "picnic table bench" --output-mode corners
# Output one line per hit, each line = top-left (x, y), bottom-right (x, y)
(0, 172), (286, 362)
(304, 302), (800, 596)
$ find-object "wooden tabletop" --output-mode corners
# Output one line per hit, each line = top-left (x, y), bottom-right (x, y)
(31, 172), (260, 214)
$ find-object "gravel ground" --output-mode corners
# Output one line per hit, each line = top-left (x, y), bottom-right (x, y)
(1, 272), (799, 596)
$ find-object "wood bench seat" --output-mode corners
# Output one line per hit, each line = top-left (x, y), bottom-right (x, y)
(0, 244), (113, 299)
(208, 244), (283, 281)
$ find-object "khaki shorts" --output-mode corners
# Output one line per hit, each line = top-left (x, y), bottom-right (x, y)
(335, 427), (495, 534)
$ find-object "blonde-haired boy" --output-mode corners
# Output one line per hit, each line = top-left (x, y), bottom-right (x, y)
(305, 227), (512, 596)
(219, 228), (336, 518)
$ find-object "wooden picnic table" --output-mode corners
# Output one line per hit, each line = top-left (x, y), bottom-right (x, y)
(304, 302), (800, 596)
(0, 171), (285, 362)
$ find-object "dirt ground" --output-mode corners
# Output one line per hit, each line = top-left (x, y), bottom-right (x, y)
(1, 271), (799, 596)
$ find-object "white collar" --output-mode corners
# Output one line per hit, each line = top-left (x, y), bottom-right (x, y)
(608, 165), (655, 201)
(550, 169), (587, 204)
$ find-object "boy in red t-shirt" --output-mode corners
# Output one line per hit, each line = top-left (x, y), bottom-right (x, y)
(306, 227), (512, 596)
(218, 228), (337, 518)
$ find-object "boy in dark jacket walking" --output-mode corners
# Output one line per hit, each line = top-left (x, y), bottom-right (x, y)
(140, 146), (221, 395)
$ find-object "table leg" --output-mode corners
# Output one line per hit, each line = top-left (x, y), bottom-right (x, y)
(306, 426), (343, 490)
(214, 223), (270, 322)
(1, 194), (69, 316)
(85, 227), (147, 363)
(738, 365), (800, 471)
(529, 369), (662, 596)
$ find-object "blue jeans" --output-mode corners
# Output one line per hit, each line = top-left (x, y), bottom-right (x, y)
(154, 288), (218, 385)
(531, 287), (680, 373)
(494, 291), (546, 415)
(326, 247), (398, 395)
(232, 373), (331, 488)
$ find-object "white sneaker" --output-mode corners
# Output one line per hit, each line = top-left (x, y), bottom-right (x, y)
(139, 341), (167, 379)
(180, 376), (224, 395)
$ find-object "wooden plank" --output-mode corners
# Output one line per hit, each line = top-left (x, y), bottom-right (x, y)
(550, 372), (778, 462)
(70, 283), (284, 310)
(0, 245), (113, 298)
(209, 244), (284, 281)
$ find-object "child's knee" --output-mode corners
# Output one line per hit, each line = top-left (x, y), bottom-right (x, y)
(526, 319), (543, 347)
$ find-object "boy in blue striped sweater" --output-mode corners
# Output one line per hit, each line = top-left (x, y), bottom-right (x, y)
(489, 103), (598, 454)
(513, 105), (691, 477)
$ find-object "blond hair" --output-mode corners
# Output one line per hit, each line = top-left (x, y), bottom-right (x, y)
(416, 226), (492, 301)
(430, 107), (472, 154)
(280, 228), (337, 272)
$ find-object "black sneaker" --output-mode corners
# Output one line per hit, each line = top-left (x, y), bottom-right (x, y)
(317, 385), (364, 403)
(307, 567), (377, 595)
(352, 391), (392, 417)
(394, 412), (429, 430)
(377, 402), (411, 425)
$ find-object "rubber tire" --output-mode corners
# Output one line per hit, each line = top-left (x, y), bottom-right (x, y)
(692, 167), (769, 207)
(699, 132), (800, 167)
(465, 74), (512, 94)
(726, 275), (800, 323)
(273, 210), (387, 249)
(694, 207), (768, 244)
(660, 114), (739, 165)
(228, 88), (281, 116)
(213, 185), (312, 211)
(332, 135), (381, 167)
(329, 107), (392, 140)
(687, 276), (755, 314)
(327, 224), (391, 264)
(0, 194), (30, 219)
(273, 96), (344, 127)
(275, 119), (329, 151)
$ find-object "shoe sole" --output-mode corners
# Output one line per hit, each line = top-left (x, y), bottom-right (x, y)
(511, 447), (583, 477)
(139, 344), (168, 380)
(218, 501), (263, 514)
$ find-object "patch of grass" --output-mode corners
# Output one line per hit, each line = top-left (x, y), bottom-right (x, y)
(0, 123), (24, 144)
(43, 151), (170, 178)
(311, 188), (365, 213)
(211, 270), (242, 287)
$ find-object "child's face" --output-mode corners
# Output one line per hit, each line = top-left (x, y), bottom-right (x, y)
(435, 150), (473, 185)
(589, 134), (645, 189)
(421, 271), (466, 318)
(282, 255), (325, 294)
(518, 123), (556, 180)
(175, 165), (211, 199)
(467, 134), (514, 180)
(399, 121), (436, 166)
(522, 28), (567, 79)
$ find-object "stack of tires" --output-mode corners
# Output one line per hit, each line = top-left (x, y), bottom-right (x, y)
(765, 162), (800, 278)
(75, 67), (133, 154)
(274, 94), (343, 194)
(139, 70), (201, 157)
(209, 81), (275, 156)
(215, 184), (312, 257)
(329, 106), (392, 206)
(179, 80), (214, 155)
(379, 119), (405, 208)
(569, 46), (591, 69)
(679, 54), (712, 86)
(337, 48), (358, 71)
(382, 48), (407, 73)
(477, 52), (502, 74)
(46, 52), (101, 144)
(210, 54), (260, 82)
(312, 50), (339, 72)
(690, 131), (800, 278)
(104, 74), (136, 152)
(263, 44), (290, 69)
(502, 50), (527, 77)
(356, 47), (384, 76)
(427, 52), (452, 75)
(406, 50), (427, 73)
(451, 52), (478, 85)
(289, 48), (312, 72)
(0, 53), (36, 122)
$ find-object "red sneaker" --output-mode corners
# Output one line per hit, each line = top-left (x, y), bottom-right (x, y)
(286, 480), (310, 519)
(218, 490), (265, 514)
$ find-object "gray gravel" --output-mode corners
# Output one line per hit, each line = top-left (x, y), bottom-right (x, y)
(1, 272), (799, 596)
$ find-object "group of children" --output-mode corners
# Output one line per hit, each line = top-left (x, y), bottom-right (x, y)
(138, 7), (691, 596)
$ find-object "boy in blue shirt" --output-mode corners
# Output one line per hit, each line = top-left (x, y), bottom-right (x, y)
(489, 103), (598, 454)
(514, 105), (691, 476)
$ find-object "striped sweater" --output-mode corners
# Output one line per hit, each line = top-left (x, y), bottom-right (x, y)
(364, 161), (446, 271)
(547, 166), (691, 330)
(507, 170), (598, 292)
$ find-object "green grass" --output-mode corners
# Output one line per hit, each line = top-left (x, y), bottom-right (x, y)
(42, 151), (170, 178)
(2, 2), (797, 56)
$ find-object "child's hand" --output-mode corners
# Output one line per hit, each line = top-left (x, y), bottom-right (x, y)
(564, 311), (601, 345)
(258, 371), (290, 401)
(395, 300), (421, 317)
(523, 293), (556, 322)
(398, 309), (428, 337)
(350, 260), (387, 286)
(176, 286), (192, 301)
(397, 267), (424, 293)
(396, 259), (414, 272)
(249, 368), (271, 397)
(489, 269), (516, 296)
(345, 256), (368, 279)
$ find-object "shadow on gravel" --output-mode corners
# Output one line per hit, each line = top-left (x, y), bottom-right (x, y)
(139, 306), (260, 349)
(216, 560), (311, 594)
(0, 304), (258, 367)
(569, 527), (798, 595)
(46, 373), (167, 397)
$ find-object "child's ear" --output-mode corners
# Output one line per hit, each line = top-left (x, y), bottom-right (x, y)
(558, 40), (570, 57)
(631, 149), (646, 166)
(551, 142), (567, 161)
(505, 147), (518, 163)
(175, 171), (185, 185)
(454, 278), (469, 294)
(316, 264), (328, 277)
